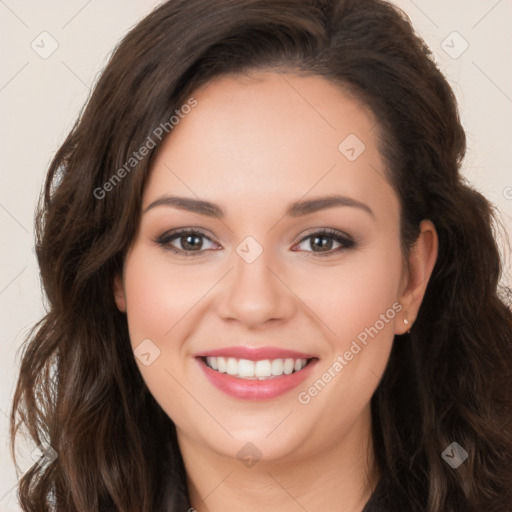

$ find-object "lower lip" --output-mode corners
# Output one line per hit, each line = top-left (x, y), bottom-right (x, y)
(197, 358), (318, 401)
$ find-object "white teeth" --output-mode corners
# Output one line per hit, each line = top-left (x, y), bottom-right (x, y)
(255, 360), (271, 378)
(238, 359), (255, 377)
(283, 358), (294, 375)
(271, 359), (283, 375)
(203, 356), (308, 379)
(206, 356), (218, 370)
(226, 357), (238, 375)
(217, 357), (227, 373)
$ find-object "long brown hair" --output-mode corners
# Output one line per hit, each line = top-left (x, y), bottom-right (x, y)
(11, 0), (512, 510)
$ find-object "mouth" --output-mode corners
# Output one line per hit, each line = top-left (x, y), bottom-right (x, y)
(201, 356), (312, 380)
(194, 347), (318, 400)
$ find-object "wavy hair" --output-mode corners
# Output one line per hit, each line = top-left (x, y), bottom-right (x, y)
(11, 0), (512, 510)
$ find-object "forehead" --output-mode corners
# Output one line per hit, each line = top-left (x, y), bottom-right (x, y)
(145, 71), (398, 220)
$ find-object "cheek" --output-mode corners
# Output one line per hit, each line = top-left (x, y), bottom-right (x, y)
(298, 246), (402, 408)
(122, 245), (213, 347)
(294, 243), (402, 407)
(121, 246), (204, 419)
(295, 243), (403, 349)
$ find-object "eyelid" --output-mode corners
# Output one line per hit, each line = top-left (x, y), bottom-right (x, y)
(292, 228), (356, 256)
(154, 227), (220, 257)
(155, 227), (357, 257)
(296, 227), (353, 241)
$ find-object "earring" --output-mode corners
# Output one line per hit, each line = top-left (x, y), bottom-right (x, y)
(403, 318), (411, 334)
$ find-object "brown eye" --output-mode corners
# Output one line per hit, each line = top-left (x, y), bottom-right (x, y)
(178, 233), (204, 251)
(156, 229), (219, 256)
(294, 229), (355, 256)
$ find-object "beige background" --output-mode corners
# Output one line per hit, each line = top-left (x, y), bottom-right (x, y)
(1, 1), (511, 509)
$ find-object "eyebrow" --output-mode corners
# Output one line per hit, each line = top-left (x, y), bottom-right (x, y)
(143, 194), (374, 218)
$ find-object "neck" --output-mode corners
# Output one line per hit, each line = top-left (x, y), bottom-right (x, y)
(177, 407), (379, 512)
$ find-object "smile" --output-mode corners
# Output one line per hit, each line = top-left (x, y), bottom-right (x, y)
(194, 347), (318, 400)
(203, 356), (310, 380)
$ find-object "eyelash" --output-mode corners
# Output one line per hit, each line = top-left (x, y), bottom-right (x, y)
(154, 228), (356, 258)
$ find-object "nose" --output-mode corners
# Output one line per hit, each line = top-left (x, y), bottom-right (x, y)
(216, 245), (297, 329)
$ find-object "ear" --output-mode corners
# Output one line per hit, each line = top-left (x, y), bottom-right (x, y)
(113, 274), (127, 312)
(395, 219), (438, 335)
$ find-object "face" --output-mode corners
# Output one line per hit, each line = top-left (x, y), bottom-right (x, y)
(114, 71), (434, 465)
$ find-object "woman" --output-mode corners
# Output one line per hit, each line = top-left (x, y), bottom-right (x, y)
(11, 0), (512, 510)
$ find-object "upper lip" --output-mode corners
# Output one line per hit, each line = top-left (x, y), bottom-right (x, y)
(194, 346), (315, 361)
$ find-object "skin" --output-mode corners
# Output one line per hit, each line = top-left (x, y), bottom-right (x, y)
(114, 71), (438, 512)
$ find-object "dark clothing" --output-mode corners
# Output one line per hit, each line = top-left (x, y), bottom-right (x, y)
(362, 480), (387, 511)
